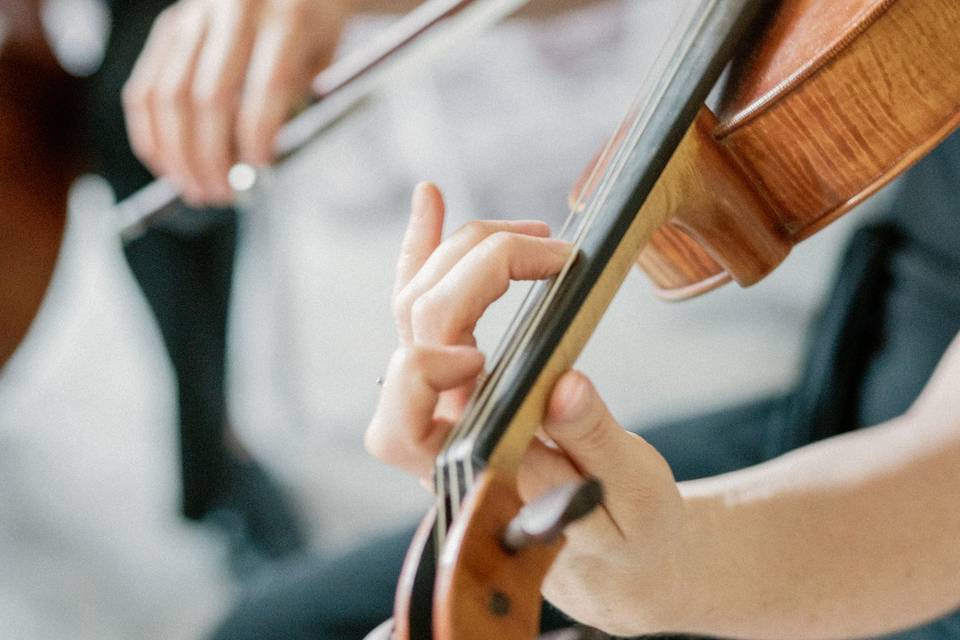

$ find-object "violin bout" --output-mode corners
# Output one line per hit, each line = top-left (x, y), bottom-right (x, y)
(574, 0), (960, 300)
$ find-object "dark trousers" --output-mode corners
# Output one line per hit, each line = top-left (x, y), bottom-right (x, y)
(124, 220), (237, 518)
(87, 0), (241, 521)
(86, 4), (306, 570)
(210, 222), (960, 639)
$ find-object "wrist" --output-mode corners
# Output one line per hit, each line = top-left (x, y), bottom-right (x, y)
(661, 487), (732, 635)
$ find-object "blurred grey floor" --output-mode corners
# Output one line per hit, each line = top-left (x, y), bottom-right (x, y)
(0, 2), (895, 639)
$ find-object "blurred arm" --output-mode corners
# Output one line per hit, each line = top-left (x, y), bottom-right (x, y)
(351, 0), (602, 17)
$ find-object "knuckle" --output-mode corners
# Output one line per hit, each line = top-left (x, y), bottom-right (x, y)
(474, 233), (518, 280)
(191, 82), (234, 110)
(405, 344), (442, 378)
(409, 434), (436, 458)
(410, 294), (444, 339)
(392, 287), (416, 325)
(155, 2), (191, 32)
(154, 5), (179, 29)
(130, 136), (155, 162)
(396, 345), (424, 373)
(458, 220), (494, 245)
(480, 230), (517, 256)
(157, 80), (190, 108)
(570, 415), (611, 454)
(140, 86), (161, 110)
(121, 81), (145, 110)
(363, 425), (387, 460)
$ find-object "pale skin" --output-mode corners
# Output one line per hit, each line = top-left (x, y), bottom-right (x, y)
(121, 0), (596, 205)
(366, 181), (960, 639)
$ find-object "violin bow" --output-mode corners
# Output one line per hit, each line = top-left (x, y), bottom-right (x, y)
(113, 0), (529, 241)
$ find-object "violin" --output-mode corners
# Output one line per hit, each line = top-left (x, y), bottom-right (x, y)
(115, 0), (528, 238)
(365, 0), (960, 638)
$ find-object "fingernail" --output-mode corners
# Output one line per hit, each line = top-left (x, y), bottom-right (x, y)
(555, 373), (592, 421)
(411, 181), (434, 214)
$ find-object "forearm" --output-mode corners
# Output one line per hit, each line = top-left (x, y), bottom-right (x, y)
(675, 408), (960, 639)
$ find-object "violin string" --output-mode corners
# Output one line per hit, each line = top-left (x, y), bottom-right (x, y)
(433, 0), (716, 553)
(451, 0), (710, 457)
(435, 0), (711, 549)
(466, 0), (717, 442)
(435, 127), (630, 535)
(438, 3), (683, 462)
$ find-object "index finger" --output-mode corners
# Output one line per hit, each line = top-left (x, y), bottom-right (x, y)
(411, 233), (573, 345)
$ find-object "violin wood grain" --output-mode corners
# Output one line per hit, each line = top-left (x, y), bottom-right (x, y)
(719, 0), (960, 236)
(637, 107), (787, 298)
(636, 0), (960, 298)
(434, 470), (562, 640)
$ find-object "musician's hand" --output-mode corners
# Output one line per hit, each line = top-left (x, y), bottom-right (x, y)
(366, 182), (572, 476)
(122, 0), (351, 205)
(366, 182), (687, 635)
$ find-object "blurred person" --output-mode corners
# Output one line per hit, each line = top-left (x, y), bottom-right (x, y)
(67, 0), (960, 638)
(2, 0), (377, 584)
(107, 0), (600, 577)
(82, 0), (369, 573)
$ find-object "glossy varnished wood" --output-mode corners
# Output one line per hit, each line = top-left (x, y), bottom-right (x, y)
(380, 1), (960, 636)
(636, 107), (786, 298)
(635, 0), (960, 298)
(434, 470), (563, 640)
(0, 44), (78, 366)
(394, 507), (440, 640)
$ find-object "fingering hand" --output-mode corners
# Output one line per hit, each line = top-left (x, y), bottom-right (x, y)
(366, 182), (691, 636)
(366, 182), (569, 477)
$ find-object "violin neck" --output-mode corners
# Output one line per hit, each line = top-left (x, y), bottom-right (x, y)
(444, 0), (769, 477)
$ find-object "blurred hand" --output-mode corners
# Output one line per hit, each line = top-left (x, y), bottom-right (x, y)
(365, 183), (690, 635)
(122, 0), (352, 205)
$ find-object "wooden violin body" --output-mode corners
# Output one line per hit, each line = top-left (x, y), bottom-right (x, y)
(626, 0), (960, 298)
(377, 0), (960, 639)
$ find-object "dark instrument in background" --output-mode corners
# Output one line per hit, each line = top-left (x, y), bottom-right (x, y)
(0, 0), (521, 368)
(0, 6), (83, 365)
(368, 0), (960, 638)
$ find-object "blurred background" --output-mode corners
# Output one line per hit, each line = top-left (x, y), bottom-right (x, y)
(0, 0), (895, 638)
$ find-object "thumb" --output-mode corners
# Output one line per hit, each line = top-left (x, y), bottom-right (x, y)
(543, 370), (629, 471)
(543, 371), (670, 517)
